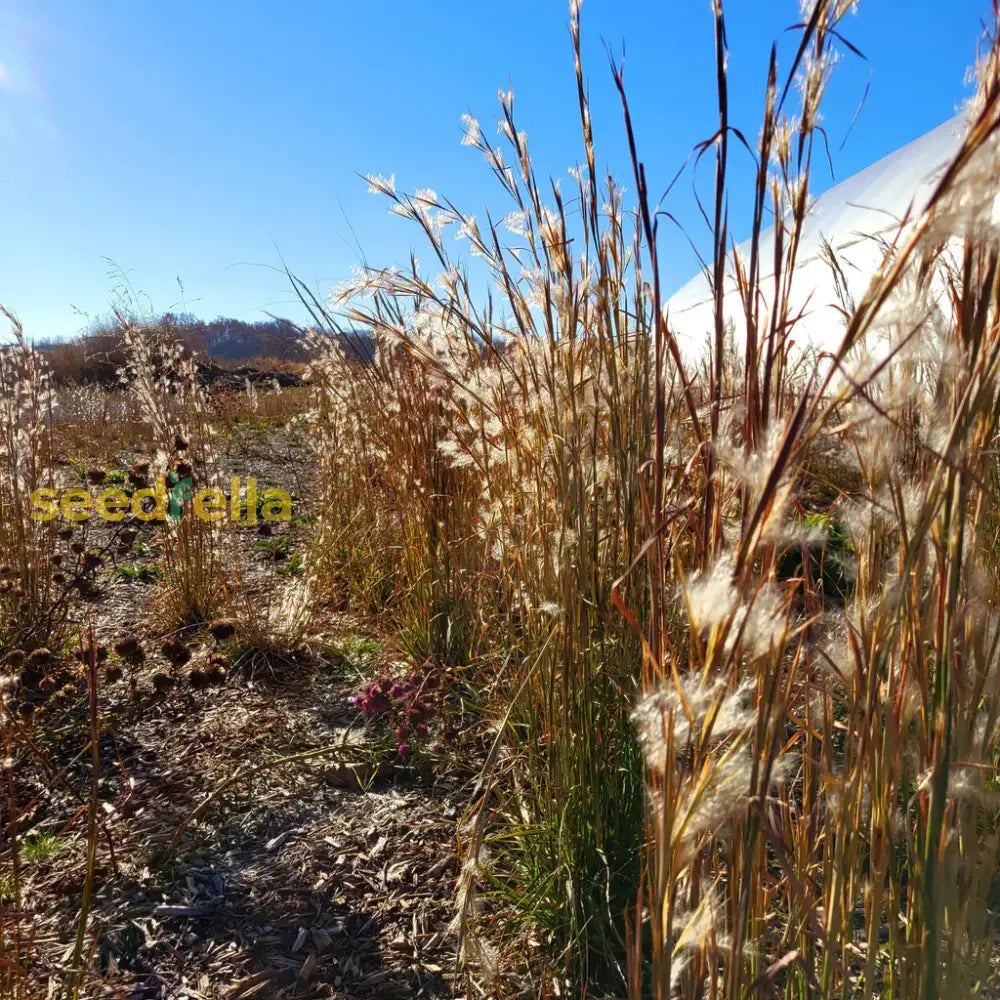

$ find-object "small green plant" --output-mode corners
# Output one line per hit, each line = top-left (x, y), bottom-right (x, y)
(276, 553), (304, 576)
(21, 832), (63, 864)
(339, 636), (384, 658)
(255, 535), (292, 561)
(117, 562), (166, 584)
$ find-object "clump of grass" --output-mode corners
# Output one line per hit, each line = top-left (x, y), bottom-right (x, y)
(299, 0), (1000, 995)
(19, 832), (62, 865)
(222, 571), (318, 679)
(0, 308), (76, 654)
(118, 321), (229, 627)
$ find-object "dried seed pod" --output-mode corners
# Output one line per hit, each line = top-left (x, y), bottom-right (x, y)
(175, 461), (193, 480)
(206, 664), (227, 685)
(161, 639), (192, 666)
(129, 461), (150, 486)
(105, 665), (124, 683)
(87, 469), (107, 486)
(151, 673), (175, 694)
(56, 526), (74, 540)
(188, 669), (209, 689)
(2, 649), (25, 670)
(114, 638), (145, 663)
(26, 648), (56, 671)
(208, 619), (237, 642)
(174, 434), (189, 452)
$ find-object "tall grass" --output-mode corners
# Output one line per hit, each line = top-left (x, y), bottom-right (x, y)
(304, 0), (1000, 994)
(118, 321), (229, 627)
(0, 309), (68, 654)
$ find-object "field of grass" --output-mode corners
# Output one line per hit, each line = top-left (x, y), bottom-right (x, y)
(4, 1), (1000, 998)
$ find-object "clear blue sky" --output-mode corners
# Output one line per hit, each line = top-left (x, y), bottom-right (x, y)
(0, 0), (991, 341)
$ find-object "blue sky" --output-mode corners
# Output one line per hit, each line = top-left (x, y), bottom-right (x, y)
(0, 0), (991, 341)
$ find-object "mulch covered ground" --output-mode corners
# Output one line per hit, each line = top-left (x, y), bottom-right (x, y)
(4, 416), (468, 999)
(10, 622), (466, 999)
(9, 621), (466, 1000)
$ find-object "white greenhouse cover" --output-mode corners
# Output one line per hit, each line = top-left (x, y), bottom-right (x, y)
(666, 114), (966, 359)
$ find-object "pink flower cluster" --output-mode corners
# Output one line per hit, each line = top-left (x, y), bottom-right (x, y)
(349, 670), (436, 757)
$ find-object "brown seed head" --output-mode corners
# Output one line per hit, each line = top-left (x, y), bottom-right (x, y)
(114, 638), (145, 663)
(151, 673), (175, 693)
(3, 649), (25, 670)
(161, 639), (192, 666)
(208, 619), (237, 642)
(26, 648), (55, 670)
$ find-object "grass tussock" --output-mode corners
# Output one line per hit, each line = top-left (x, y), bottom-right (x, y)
(0, 309), (69, 654)
(298, 0), (1000, 994)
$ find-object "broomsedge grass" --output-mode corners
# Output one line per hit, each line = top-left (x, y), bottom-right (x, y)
(118, 320), (230, 628)
(0, 309), (70, 654)
(301, 0), (1000, 995)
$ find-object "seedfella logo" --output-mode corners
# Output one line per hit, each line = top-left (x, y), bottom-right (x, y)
(30, 477), (292, 523)
(169, 478), (194, 520)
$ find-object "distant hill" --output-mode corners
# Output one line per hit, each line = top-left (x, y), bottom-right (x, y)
(36, 313), (375, 385)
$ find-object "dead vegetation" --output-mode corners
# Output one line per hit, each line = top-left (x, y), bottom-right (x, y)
(7, 2), (1000, 999)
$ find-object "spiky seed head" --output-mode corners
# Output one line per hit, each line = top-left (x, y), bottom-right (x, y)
(114, 638), (145, 663)
(151, 673), (175, 693)
(129, 461), (150, 485)
(161, 639), (192, 666)
(208, 619), (236, 642)
(3, 649), (25, 669)
(26, 648), (55, 669)
(206, 664), (227, 685)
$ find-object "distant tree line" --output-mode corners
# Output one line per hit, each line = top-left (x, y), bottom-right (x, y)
(35, 313), (374, 385)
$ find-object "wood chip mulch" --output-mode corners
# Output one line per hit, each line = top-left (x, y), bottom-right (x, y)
(10, 660), (464, 999)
